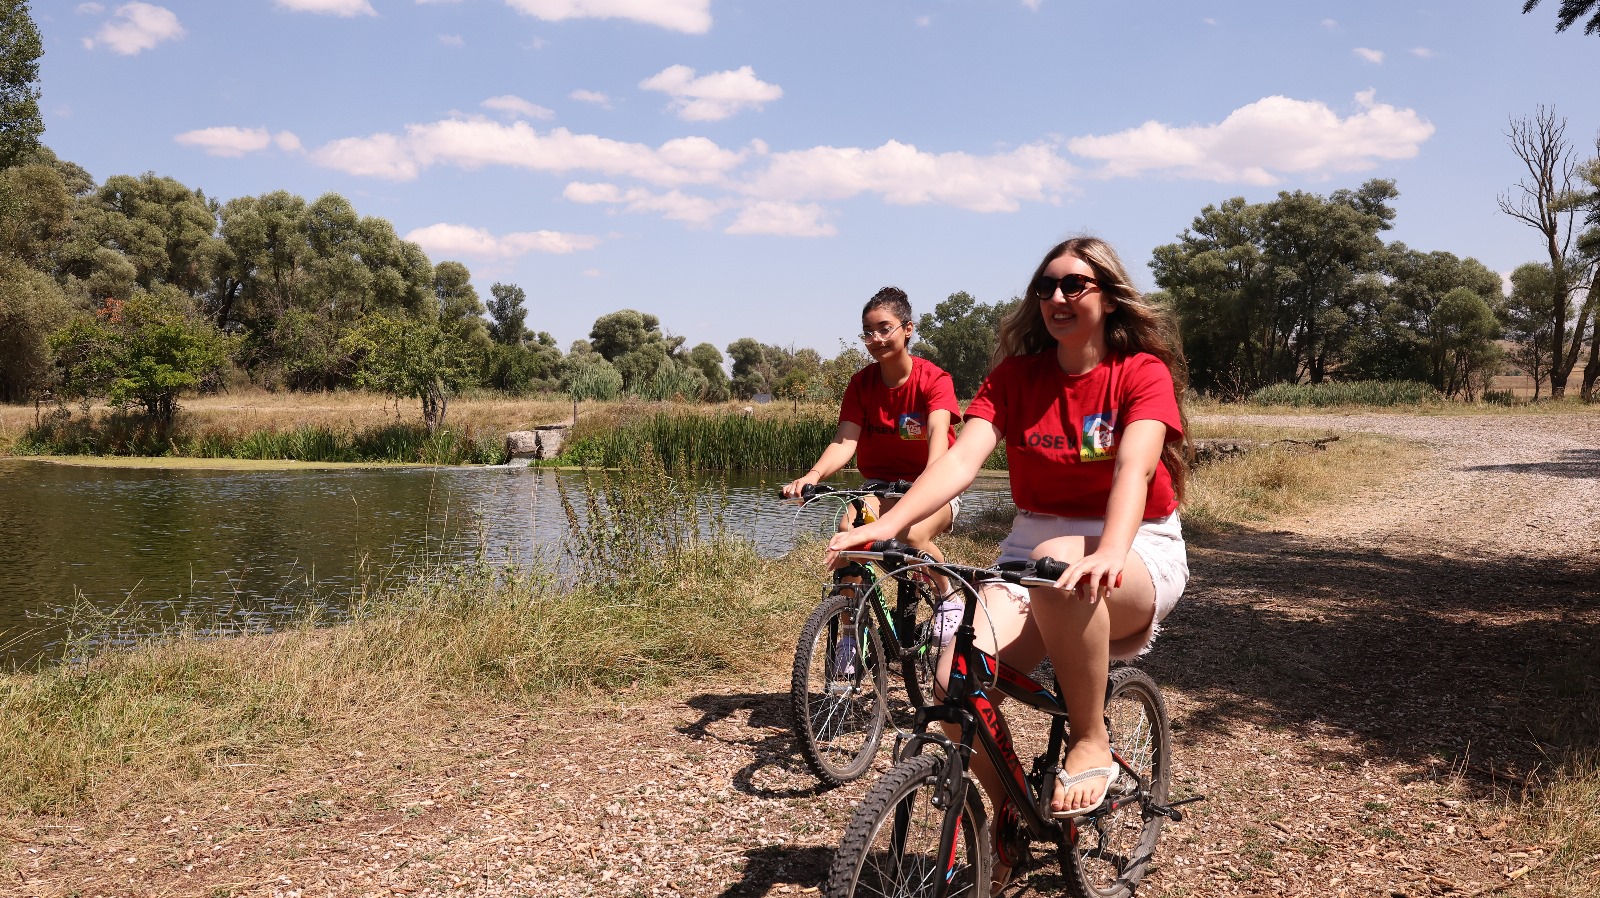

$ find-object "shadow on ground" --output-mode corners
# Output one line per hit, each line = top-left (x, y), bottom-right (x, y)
(1144, 527), (1600, 796)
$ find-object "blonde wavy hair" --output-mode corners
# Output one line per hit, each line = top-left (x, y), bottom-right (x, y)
(992, 236), (1192, 501)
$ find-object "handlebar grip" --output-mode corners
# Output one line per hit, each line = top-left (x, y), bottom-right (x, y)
(787, 483), (836, 499)
(1033, 556), (1069, 581)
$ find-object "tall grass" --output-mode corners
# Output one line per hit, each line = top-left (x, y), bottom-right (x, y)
(1246, 380), (1442, 408)
(557, 409), (837, 472)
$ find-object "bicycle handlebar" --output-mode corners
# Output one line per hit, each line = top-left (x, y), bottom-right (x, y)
(777, 480), (915, 501)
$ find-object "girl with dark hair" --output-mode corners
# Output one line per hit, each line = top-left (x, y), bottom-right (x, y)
(826, 238), (1190, 894)
(783, 286), (964, 559)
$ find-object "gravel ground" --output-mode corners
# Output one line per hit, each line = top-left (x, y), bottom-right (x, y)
(7, 411), (1598, 898)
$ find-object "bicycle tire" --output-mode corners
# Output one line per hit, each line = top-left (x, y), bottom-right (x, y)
(1059, 666), (1172, 898)
(894, 579), (944, 710)
(823, 752), (990, 898)
(790, 592), (889, 786)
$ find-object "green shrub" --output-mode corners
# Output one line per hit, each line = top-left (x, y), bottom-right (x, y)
(1247, 380), (1442, 408)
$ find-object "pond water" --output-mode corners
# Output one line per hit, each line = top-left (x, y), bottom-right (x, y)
(0, 459), (1012, 665)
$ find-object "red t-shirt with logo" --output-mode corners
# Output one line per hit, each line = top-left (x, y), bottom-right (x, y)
(964, 351), (1182, 519)
(839, 356), (962, 482)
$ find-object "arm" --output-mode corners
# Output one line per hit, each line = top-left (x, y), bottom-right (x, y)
(924, 408), (953, 469)
(1059, 418), (1167, 600)
(781, 421), (861, 498)
(826, 418), (1000, 561)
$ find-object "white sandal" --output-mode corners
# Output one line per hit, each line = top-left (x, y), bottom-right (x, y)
(1049, 765), (1118, 819)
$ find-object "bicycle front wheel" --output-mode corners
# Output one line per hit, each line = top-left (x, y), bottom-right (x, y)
(790, 592), (889, 786)
(1060, 666), (1172, 898)
(824, 753), (990, 898)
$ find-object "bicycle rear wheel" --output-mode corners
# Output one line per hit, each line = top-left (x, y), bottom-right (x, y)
(823, 752), (990, 898)
(1059, 666), (1172, 898)
(894, 579), (947, 709)
(790, 592), (889, 786)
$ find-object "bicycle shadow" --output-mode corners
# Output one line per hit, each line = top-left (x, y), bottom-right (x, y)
(1461, 447), (1600, 479)
(679, 691), (836, 799)
(710, 845), (832, 897)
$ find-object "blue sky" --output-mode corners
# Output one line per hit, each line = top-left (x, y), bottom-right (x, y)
(36, 0), (1600, 356)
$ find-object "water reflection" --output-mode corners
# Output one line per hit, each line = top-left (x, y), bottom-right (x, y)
(0, 460), (1010, 664)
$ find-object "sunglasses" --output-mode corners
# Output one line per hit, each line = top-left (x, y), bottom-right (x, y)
(858, 321), (908, 343)
(1030, 273), (1100, 301)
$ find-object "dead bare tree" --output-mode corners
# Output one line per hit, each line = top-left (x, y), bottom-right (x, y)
(1498, 107), (1593, 399)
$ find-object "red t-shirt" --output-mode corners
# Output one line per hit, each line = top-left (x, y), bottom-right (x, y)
(964, 351), (1183, 519)
(839, 356), (962, 482)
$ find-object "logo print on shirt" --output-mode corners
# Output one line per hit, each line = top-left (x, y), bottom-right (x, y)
(1080, 412), (1116, 461)
(897, 413), (927, 441)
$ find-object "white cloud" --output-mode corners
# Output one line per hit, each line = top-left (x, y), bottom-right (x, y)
(439, 34), (464, 46)
(310, 118), (750, 185)
(1320, 18), (1337, 28)
(83, 3), (185, 55)
(1353, 47), (1384, 64)
(405, 223), (601, 259)
(275, 0), (376, 15)
(583, 268), (603, 277)
(1203, 18), (1217, 26)
(639, 65), (782, 122)
(174, 127), (301, 157)
(740, 140), (1076, 213)
(1411, 47), (1436, 58)
(503, 0), (711, 34)
(312, 133), (419, 179)
(75, 3), (105, 14)
(915, 15), (931, 27)
(570, 89), (612, 109)
(1066, 92), (1434, 185)
(482, 95), (554, 120)
(726, 202), (836, 237)
(1021, 0), (1042, 10)
(563, 182), (727, 225)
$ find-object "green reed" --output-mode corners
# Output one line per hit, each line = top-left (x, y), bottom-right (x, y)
(556, 409), (837, 473)
(16, 416), (507, 465)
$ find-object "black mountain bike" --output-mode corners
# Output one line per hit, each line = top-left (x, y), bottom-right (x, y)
(784, 482), (958, 786)
(822, 540), (1201, 898)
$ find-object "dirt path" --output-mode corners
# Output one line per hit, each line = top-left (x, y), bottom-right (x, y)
(8, 412), (1598, 898)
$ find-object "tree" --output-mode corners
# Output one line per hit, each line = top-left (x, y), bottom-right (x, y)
(341, 312), (478, 433)
(912, 291), (1013, 398)
(487, 282), (528, 345)
(687, 342), (731, 402)
(0, 256), (72, 401)
(432, 261), (488, 347)
(1571, 148), (1600, 400)
(1377, 247), (1505, 395)
(48, 293), (235, 430)
(1151, 179), (1397, 395)
(588, 308), (687, 391)
(1502, 263), (1558, 399)
(0, 1), (44, 168)
(1498, 107), (1592, 398)
(1522, 0), (1600, 34)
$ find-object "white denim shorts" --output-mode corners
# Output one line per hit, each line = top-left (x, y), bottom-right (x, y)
(988, 510), (1188, 659)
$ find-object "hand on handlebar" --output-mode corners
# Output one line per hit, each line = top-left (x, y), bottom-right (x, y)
(824, 518), (898, 569)
(780, 473), (822, 499)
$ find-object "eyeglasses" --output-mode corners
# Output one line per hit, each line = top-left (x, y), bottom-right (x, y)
(859, 321), (908, 343)
(1030, 273), (1100, 301)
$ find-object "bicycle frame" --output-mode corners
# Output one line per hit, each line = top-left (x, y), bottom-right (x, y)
(847, 553), (1157, 896)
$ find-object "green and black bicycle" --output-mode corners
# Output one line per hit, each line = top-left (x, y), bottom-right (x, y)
(783, 481), (961, 786)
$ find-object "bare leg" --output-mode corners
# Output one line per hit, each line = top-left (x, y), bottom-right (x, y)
(1026, 535), (1157, 815)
